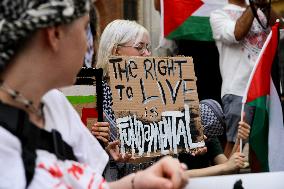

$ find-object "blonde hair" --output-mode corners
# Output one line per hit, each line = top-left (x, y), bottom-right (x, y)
(96, 19), (149, 76)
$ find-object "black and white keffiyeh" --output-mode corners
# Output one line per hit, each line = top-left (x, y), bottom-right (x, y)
(102, 79), (117, 141)
(0, 0), (91, 72)
(199, 99), (225, 137)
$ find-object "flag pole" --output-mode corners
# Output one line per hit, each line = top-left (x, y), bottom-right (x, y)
(239, 25), (275, 153)
(240, 103), (245, 153)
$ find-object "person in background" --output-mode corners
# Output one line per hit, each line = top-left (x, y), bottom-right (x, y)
(209, 0), (282, 158)
(84, 24), (94, 68)
(95, 19), (208, 180)
(0, 0), (187, 188)
(154, 0), (223, 104)
(84, 3), (97, 68)
(180, 99), (250, 178)
(96, 20), (206, 180)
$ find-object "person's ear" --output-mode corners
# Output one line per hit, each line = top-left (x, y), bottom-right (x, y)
(112, 45), (120, 56)
(45, 26), (63, 52)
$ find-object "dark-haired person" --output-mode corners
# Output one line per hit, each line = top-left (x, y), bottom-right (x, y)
(180, 100), (250, 178)
(209, 0), (282, 158)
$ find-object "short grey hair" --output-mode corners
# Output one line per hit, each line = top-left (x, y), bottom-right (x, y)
(96, 19), (149, 76)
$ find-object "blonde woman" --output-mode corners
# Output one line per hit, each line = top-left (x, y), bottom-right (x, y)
(94, 19), (211, 180)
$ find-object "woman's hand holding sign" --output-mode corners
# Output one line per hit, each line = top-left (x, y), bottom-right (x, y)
(91, 122), (110, 146)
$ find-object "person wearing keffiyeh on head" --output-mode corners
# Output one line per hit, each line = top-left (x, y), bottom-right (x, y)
(0, 1), (188, 189)
(199, 99), (226, 137)
(179, 99), (251, 178)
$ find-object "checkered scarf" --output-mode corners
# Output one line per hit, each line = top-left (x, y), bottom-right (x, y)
(199, 99), (225, 137)
(0, 0), (91, 72)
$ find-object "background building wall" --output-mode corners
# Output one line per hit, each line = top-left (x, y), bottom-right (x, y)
(272, 0), (284, 16)
(137, 0), (163, 56)
(94, 0), (124, 35)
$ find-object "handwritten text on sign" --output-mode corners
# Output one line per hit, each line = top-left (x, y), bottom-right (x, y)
(108, 56), (203, 156)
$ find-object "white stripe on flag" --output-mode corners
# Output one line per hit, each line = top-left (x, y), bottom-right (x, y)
(242, 30), (272, 103)
(193, 0), (225, 17)
(268, 79), (284, 171)
(59, 85), (96, 96)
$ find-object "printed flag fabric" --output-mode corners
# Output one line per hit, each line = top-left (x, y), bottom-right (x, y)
(242, 22), (284, 172)
(161, 0), (226, 41)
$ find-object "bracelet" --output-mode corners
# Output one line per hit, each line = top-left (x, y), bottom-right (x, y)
(131, 172), (137, 189)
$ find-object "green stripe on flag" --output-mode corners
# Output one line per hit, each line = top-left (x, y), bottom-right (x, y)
(248, 96), (269, 171)
(166, 16), (213, 41)
(66, 95), (96, 105)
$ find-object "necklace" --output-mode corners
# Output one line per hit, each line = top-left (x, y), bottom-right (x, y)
(0, 80), (44, 118)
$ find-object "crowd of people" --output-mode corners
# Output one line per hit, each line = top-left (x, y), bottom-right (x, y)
(0, 0), (283, 188)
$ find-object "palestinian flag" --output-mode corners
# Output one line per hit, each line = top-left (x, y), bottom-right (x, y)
(242, 22), (284, 172)
(161, 0), (225, 41)
(60, 85), (98, 130)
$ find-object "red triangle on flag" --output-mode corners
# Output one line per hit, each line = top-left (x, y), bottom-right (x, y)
(164, 0), (204, 37)
(245, 22), (279, 103)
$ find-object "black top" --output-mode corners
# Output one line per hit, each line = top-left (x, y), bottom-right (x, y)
(178, 137), (223, 169)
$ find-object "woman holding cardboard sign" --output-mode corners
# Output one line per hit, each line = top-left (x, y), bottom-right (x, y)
(0, 1), (188, 188)
(95, 19), (208, 180)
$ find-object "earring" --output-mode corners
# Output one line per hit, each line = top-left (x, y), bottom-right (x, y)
(114, 48), (120, 56)
(112, 44), (119, 55)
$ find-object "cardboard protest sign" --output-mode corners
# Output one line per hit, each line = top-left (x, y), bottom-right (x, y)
(108, 56), (204, 157)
